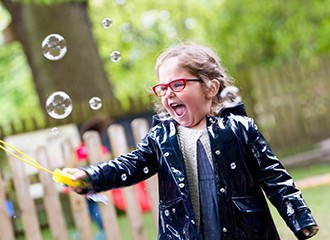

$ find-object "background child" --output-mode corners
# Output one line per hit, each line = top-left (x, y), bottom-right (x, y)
(65, 43), (318, 239)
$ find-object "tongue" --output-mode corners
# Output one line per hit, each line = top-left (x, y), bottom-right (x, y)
(174, 105), (186, 116)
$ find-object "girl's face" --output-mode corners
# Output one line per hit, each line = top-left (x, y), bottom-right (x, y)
(158, 58), (215, 129)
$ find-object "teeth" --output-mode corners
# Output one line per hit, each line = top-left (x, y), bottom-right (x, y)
(171, 103), (179, 107)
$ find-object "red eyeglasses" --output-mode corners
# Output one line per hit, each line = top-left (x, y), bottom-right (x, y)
(152, 78), (202, 97)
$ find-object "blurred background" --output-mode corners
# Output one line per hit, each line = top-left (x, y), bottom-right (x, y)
(0, 0), (329, 155)
(0, 0), (329, 239)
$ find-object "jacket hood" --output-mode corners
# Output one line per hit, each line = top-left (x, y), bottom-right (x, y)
(219, 102), (247, 118)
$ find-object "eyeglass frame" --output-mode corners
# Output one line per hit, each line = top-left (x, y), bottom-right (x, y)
(152, 78), (203, 97)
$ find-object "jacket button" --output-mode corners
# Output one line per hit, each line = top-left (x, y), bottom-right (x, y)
(143, 167), (149, 174)
(215, 150), (221, 155)
(220, 188), (225, 193)
(230, 162), (236, 169)
(222, 227), (227, 233)
(121, 174), (127, 181)
(164, 152), (169, 157)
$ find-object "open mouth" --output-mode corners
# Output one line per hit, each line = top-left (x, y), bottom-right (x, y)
(171, 103), (186, 117)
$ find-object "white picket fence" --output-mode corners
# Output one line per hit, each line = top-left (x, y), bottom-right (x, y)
(0, 118), (158, 240)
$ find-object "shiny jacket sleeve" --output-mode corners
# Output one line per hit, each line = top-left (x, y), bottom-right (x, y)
(82, 131), (159, 193)
(246, 118), (318, 239)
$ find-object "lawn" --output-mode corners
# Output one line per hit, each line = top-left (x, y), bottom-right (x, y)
(269, 163), (330, 240)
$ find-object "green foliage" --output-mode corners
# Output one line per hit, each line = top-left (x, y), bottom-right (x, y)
(88, 0), (330, 102)
(9, 0), (86, 4)
(215, 0), (330, 68)
(0, 42), (43, 125)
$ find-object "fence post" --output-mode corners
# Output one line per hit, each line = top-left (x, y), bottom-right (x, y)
(131, 118), (159, 228)
(0, 170), (15, 240)
(108, 124), (147, 240)
(7, 154), (42, 240)
(35, 146), (68, 240)
(83, 130), (121, 240)
(61, 138), (94, 240)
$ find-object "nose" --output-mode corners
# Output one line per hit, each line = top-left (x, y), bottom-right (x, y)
(164, 87), (175, 98)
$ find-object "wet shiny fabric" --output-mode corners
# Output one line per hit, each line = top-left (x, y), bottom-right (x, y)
(197, 139), (221, 239)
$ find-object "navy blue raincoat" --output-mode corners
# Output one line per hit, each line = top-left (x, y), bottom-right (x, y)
(83, 103), (317, 240)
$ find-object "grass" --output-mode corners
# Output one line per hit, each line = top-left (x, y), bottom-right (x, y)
(269, 163), (330, 240)
(116, 211), (157, 240)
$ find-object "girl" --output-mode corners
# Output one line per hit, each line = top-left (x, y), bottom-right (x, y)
(66, 43), (318, 239)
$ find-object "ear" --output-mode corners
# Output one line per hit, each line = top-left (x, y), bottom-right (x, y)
(206, 79), (220, 99)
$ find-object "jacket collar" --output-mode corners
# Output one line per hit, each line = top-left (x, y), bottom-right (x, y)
(219, 102), (247, 117)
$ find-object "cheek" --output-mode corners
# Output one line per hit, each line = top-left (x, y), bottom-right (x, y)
(161, 98), (169, 109)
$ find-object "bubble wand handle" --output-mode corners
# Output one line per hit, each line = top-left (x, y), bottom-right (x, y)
(52, 168), (87, 188)
(0, 139), (86, 188)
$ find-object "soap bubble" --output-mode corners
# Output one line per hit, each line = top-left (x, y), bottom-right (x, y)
(102, 18), (113, 29)
(184, 18), (197, 30)
(110, 50), (122, 62)
(45, 91), (73, 119)
(51, 127), (59, 136)
(114, 0), (126, 5)
(89, 97), (102, 110)
(41, 34), (67, 61)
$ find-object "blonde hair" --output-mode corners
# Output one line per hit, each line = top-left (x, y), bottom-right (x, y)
(154, 42), (240, 116)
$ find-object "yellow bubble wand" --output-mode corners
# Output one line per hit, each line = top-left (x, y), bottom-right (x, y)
(0, 139), (86, 188)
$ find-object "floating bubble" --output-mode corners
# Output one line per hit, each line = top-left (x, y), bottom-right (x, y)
(114, 0), (126, 5)
(89, 97), (102, 110)
(51, 127), (59, 136)
(41, 34), (67, 61)
(110, 50), (122, 62)
(45, 91), (73, 119)
(184, 18), (197, 30)
(102, 18), (113, 29)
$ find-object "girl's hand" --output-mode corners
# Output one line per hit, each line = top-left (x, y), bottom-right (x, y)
(62, 168), (90, 194)
(300, 225), (319, 238)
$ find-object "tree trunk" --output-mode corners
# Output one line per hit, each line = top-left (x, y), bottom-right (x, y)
(2, 0), (114, 114)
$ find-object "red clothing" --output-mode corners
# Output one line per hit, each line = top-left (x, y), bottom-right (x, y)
(76, 144), (151, 212)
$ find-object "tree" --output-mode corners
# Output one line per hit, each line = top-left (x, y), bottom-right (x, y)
(1, 0), (114, 118)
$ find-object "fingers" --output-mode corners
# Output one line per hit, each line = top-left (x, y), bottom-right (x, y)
(62, 168), (87, 181)
(61, 168), (90, 194)
(301, 225), (319, 237)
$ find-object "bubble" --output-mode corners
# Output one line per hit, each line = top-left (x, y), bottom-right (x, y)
(89, 97), (102, 110)
(51, 127), (59, 135)
(110, 50), (122, 62)
(45, 91), (73, 119)
(102, 18), (113, 29)
(184, 18), (197, 30)
(41, 34), (67, 61)
(114, 0), (125, 5)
